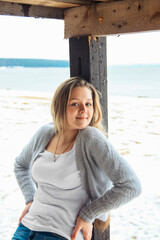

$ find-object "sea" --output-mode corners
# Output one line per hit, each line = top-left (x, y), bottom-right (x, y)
(0, 65), (160, 240)
(0, 65), (160, 98)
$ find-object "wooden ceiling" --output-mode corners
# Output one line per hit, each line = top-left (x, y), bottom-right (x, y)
(0, 0), (160, 38)
(0, 0), (112, 8)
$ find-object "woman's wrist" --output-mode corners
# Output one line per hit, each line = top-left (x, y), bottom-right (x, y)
(26, 201), (33, 205)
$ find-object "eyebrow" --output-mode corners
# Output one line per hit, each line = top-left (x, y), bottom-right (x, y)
(69, 98), (93, 101)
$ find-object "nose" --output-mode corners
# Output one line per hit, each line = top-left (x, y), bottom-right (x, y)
(79, 104), (86, 113)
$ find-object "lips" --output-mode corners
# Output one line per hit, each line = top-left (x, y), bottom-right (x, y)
(76, 116), (87, 119)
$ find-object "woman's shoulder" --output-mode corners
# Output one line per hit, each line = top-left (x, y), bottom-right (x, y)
(79, 126), (107, 141)
(40, 122), (54, 132)
(32, 123), (54, 140)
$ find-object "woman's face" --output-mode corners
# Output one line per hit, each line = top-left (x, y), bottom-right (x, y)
(66, 87), (94, 131)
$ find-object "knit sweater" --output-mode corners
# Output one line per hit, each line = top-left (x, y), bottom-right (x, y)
(14, 123), (142, 223)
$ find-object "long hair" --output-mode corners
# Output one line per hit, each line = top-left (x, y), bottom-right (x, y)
(51, 77), (107, 135)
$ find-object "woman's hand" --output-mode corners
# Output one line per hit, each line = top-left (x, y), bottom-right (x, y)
(71, 216), (93, 240)
(18, 201), (33, 224)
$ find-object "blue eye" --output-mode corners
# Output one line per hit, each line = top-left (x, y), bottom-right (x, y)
(86, 103), (92, 106)
(71, 103), (78, 106)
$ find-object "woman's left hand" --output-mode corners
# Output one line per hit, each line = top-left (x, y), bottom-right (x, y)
(71, 216), (93, 240)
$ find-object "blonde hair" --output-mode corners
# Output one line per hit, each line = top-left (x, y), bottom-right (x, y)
(51, 77), (107, 135)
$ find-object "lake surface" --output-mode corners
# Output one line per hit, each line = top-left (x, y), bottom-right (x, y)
(0, 65), (160, 98)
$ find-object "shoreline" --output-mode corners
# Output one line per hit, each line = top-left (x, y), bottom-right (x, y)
(1, 88), (160, 100)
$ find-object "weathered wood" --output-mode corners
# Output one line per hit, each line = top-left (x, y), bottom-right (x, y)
(89, 36), (108, 129)
(46, 0), (112, 4)
(0, 0), (120, 9)
(0, 1), (64, 19)
(69, 36), (108, 133)
(65, 0), (160, 38)
(2, 0), (109, 8)
(69, 37), (90, 81)
(69, 36), (109, 239)
(0, 0), (78, 8)
(93, 215), (110, 240)
(44, 0), (91, 5)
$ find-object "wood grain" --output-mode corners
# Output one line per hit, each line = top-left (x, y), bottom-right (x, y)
(93, 215), (110, 240)
(65, 0), (160, 38)
(0, 0), (78, 8)
(0, 1), (64, 19)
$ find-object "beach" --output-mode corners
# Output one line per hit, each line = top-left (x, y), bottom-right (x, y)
(0, 89), (160, 240)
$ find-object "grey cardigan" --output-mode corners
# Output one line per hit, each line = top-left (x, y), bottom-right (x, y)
(14, 123), (141, 223)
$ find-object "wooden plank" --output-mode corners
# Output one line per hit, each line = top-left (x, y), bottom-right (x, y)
(50, 0), (112, 4)
(0, 1), (64, 19)
(0, 0), (78, 8)
(0, 0), (115, 8)
(46, 0), (91, 5)
(65, 0), (160, 38)
(48, 0), (112, 4)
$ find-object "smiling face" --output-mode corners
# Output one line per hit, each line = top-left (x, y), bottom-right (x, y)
(66, 87), (94, 131)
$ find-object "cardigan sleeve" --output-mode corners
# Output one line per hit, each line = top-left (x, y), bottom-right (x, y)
(78, 127), (142, 223)
(14, 125), (47, 204)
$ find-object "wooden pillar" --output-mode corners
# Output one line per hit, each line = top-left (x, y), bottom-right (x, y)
(69, 36), (110, 240)
(69, 36), (108, 131)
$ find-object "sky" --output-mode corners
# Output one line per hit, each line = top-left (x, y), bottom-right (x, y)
(0, 15), (160, 65)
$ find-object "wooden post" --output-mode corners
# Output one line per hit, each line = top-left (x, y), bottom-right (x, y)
(69, 36), (109, 239)
(69, 37), (90, 82)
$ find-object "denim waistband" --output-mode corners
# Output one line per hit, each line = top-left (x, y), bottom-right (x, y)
(20, 222), (68, 240)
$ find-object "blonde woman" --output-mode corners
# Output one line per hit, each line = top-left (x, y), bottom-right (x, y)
(12, 77), (141, 240)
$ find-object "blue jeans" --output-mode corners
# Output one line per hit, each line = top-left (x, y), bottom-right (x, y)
(12, 222), (68, 240)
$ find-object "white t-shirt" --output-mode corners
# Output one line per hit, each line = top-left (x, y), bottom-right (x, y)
(22, 144), (89, 240)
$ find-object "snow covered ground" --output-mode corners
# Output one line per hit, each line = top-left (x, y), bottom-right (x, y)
(0, 90), (160, 240)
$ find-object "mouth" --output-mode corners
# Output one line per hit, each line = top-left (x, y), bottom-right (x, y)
(76, 116), (87, 120)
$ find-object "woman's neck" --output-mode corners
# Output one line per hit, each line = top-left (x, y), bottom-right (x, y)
(57, 129), (79, 145)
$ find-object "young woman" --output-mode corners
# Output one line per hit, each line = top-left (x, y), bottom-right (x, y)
(12, 77), (141, 240)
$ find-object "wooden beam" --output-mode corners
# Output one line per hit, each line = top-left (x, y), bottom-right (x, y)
(0, 1), (64, 19)
(65, 0), (160, 38)
(0, 0), (78, 8)
(48, 0), (112, 4)
(46, 0), (91, 4)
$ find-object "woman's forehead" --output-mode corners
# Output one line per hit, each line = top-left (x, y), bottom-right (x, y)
(70, 86), (92, 97)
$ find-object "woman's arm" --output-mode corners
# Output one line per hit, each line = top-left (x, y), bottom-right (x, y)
(78, 127), (142, 223)
(14, 124), (51, 203)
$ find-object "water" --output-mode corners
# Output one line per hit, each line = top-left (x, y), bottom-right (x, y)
(0, 65), (160, 98)
(0, 67), (70, 93)
(108, 65), (160, 98)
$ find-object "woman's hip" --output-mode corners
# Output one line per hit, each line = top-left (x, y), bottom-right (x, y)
(11, 222), (68, 240)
